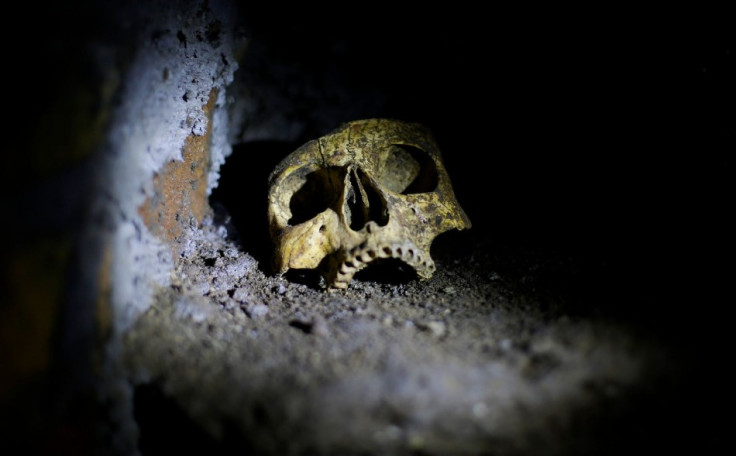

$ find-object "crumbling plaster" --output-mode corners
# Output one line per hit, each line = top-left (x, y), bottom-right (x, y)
(97, 0), (241, 332)
(83, 1), (244, 452)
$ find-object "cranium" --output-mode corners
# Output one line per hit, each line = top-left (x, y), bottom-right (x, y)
(267, 118), (471, 289)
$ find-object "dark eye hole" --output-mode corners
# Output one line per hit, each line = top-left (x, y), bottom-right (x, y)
(379, 145), (438, 194)
(288, 167), (345, 225)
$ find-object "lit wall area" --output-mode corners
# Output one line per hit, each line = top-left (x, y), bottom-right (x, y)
(1, 2), (731, 455)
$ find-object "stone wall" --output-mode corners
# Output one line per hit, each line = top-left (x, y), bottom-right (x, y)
(1, 1), (244, 453)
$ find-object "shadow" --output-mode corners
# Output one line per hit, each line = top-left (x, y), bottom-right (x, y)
(354, 258), (418, 285)
(134, 384), (248, 455)
(210, 141), (299, 274)
(283, 269), (324, 289)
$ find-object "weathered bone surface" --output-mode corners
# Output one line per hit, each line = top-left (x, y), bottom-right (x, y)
(267, 119), (471, 289)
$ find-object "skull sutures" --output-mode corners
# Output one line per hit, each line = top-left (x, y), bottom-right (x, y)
(267, 119), (471, 289)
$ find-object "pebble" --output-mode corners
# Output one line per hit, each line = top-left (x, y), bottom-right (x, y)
(248, 303), (269, 318)
(232, 288), (249, 303)
(192, 280), (211, 296)
(423, 320), (447, 337)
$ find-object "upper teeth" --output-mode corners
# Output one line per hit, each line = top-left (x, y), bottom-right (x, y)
(330, 241), (435, 290)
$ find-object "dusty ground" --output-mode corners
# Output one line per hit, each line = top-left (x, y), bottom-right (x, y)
(119, 201), (716, 456)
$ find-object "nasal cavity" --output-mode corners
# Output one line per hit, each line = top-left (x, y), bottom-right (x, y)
(345, 168), (389, 231)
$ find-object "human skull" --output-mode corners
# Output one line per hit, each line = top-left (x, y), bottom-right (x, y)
(267, 119), (471, 290)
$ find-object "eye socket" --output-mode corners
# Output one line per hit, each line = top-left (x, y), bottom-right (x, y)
(379, 145), (438, 194)
(288, 167), (345, 225)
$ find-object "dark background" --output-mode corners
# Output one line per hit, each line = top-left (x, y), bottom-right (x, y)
(222, 4), (732, 321)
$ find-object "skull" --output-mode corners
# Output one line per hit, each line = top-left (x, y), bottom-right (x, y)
(267, 119), (471, 289)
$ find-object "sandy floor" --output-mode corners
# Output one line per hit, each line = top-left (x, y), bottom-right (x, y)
(121, 207), (717, 455)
